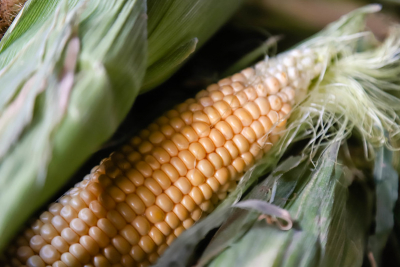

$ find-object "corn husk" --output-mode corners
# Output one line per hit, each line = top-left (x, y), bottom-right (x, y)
(0, 0), (242, 251)
(143, 0), (243, 91)
(202, 144), (397, 267)
(368, 144), (399, 265)
(0, 0), (148, 251)
(203, 143), (375, 267)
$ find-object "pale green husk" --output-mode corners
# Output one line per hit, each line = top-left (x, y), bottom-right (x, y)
(205, 143), (375, 267)
(143, 0), (243, 91)
(0, 0), (242, 251)
(155, 5), (400, 267)
(0, 0), (148, 251)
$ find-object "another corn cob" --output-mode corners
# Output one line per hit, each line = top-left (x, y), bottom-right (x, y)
(3, 48), (323, 267)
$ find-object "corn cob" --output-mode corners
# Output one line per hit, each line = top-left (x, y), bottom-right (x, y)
(2, 48), (323, 267)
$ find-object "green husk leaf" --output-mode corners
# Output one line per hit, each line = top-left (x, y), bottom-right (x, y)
(1, 0), (244, 93)
(207, 143), (373, 267)
(197, 155), (306, 266)
(0, 0), (147, 251)
(141, 37), (198, 91)
(141, 0), (244, 92)
(0, 0), (69, 65)
(369, 145), (399, 265)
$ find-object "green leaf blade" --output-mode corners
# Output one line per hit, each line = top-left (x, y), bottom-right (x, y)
(206, 143), (373, 267)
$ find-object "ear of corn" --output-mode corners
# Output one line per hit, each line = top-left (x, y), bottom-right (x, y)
(0, 0), (243, 252)
(1, 32), (325, 266)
